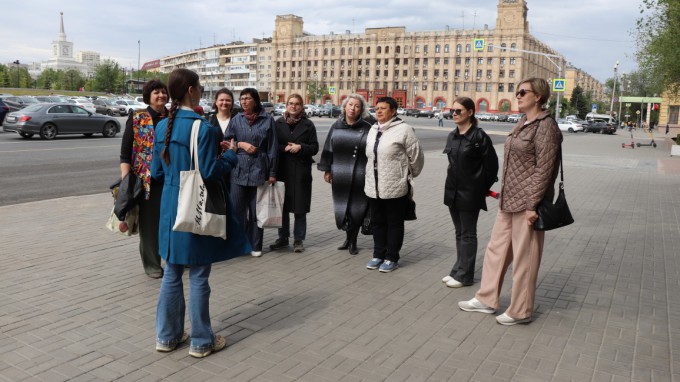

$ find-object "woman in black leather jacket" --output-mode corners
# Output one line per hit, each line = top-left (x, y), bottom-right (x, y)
(442, 96), (499, 288)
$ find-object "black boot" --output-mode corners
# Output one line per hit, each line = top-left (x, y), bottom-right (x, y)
(337, 238), (350, 250)
(348, 239), (359, 255)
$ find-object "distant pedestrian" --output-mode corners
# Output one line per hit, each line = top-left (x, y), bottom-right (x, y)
(442, 97), (498, 288)
(666, 123), (670, 135)
(437, 111), (444, 127)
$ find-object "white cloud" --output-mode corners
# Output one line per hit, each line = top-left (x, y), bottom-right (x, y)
(1, 0), (640, 81)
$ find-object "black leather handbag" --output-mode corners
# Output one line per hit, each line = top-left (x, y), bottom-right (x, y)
(533, 150), (574, 231)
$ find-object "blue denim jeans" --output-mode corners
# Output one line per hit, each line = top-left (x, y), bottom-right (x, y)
(156, 262), (215, 352)
(278, 213), (307, 241)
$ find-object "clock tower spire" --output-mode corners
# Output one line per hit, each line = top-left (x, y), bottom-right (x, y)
(496, 0), (529, 32)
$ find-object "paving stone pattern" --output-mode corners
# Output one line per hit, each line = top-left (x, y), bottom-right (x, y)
(1, 130), (679, 381)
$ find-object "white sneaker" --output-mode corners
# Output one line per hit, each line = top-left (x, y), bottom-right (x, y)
(458, 298), (495, 314)
(442, 275), (453, 283)
(446, 278), (464, 288)
(495, 312), (531, 326)
(251, 251), (262, 257)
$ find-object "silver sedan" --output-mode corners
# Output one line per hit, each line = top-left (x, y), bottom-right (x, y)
(2, 103), (121, 140)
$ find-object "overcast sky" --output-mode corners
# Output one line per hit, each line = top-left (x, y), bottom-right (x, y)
(1, 0), (639, 83)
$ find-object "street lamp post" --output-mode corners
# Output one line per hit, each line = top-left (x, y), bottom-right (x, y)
(314, 73), (318, 104)
(412, 76), (417, 108)
(13, 60), (20, 88)
(618, 72), (625, 129)
(137, 40), (141, 94)
(609, 61), (619, 124)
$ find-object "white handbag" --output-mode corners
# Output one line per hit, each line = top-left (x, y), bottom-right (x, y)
(172, 120), (228, 239)
(256, 181), (285, 228)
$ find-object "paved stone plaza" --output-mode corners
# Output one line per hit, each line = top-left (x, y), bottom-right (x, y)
(1, 129), (679, 381)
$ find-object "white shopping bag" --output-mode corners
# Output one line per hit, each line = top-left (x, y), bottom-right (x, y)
(172, 120), (228, 239)
(256, 181), (285, 228)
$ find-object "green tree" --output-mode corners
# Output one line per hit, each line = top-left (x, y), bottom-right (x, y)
(60, 69), (85, 91)
(37, 68), (60, 90)
(636, 0), (680, 92)
(569, 85), (590, 119)
(306, 80), (327, 104)
(92, 59), (124, 93)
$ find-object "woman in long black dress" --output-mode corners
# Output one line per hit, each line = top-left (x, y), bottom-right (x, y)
(318, 94), (371, 255)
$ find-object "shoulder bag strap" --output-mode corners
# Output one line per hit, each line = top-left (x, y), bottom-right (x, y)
(190, 119), (201, 171)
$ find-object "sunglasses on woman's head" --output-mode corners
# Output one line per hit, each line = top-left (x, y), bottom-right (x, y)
(515, 89), (535, 97)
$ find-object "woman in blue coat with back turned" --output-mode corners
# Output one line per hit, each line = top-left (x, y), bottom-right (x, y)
(151, 68), (251, 358)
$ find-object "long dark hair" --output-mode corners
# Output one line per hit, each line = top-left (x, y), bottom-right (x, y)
(162, 68), (199, 165)
(453, 96), (478, 128)
(240, 88), (262, 114)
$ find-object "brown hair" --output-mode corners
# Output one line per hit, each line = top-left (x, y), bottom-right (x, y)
(517, 77), (551, 106)
(162, 68), (200, 165)
(212, 87), (234, 112)
(287, 93), (304, 105)
(142, 79), (168, 105)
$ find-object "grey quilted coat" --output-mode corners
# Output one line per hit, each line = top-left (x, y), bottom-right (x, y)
(500, 110), (563, 212)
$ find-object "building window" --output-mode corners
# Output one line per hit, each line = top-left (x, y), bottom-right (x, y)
(377, 46), (382, 54)
(277, 50), (281, 58)
(500, 57), (506, 65)
(349, 47), (352, 55)
(423, 58), (428, 66)
(444, 57), (449, 65)
(511, 43), (517, 49)
(486, 69), (492, 79)
(455, 83), (460, 92)
(465, 58), (470, 66)
(487, 58), (493, 65)
(508, 83), (515, 93)
(500, 43), (507, 52)
(454, 69), (460, 77)
(434, 69), (440, 77)
(423, 45), (429, 53)
(415, 58), (420, 65)
(359, 47), (363, 55)
(509, 70), (515, 78)
(464, 82), (470, 91)
(456, 44), (462, 55)
(315, 49), (318, 56)
(396, 46), (401, 54)
(478, 58), (483, 65)
(510, 57), (516, 65)
(402, 70), (407, 76)
(366, 47), (371, 54)
(442, 82), (448, 91)
(384, 70), (388, 76)
(415, 45), (420, 53)
(479, 100), (488, 111)
(385, 46), (389, 54)
(434, 82), (439, 91)
(292, 50), (296, 58)
(486, 83), (492, 92)
(455, 57), (461, 65)
(476, 69), (482, 79)
(498, 83), (505, 92)
(465, 44), (471, 52)
(476, 83), (482, 92)
(487, 44), (493, 52)
(435, 44), (441, 53)
(499, 70), (505, 78)
(331, 48), (335, 55)
(434, 58), (440, 65)
(445, 44), (450, 53)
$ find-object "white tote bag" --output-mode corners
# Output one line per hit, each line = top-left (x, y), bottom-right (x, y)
(172, 120), (228, 239)
(256, 181), (285, 228)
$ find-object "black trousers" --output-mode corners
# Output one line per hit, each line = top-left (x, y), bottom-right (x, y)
(369, 195), (408, 262)
(448, 206), (480, 285)
(138, 178), (163, 275)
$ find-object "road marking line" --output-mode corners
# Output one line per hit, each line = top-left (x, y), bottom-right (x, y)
(0, 145), (120, 153)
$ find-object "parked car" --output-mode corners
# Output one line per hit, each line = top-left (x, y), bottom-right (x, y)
(496, 114), (509, 122)
(304, 104), (318, 116)
(93, 99), (126, 116)
(507, 114), (522, 123)
(441, 110), (453, 120)
(415, 109), (434, 118)
(584, 121), (616, 134)
(557, 119), (584, 133)
(0, 98), (9, 126)
(2, 103), (121, 140)
(34, 96), (62, 103)
(320, 105), (341, 118)
(368, 107), (376, 118)
(396, 107), (406, 115)
(405, 108), (420, 116)
(199, 99), (213, 114)
(67, 98), (96, 114)
(261, 102), (275, 115)
(115, 100), (145, 116)
(273, 104), (286, 116)
(2, 96), (39, 112)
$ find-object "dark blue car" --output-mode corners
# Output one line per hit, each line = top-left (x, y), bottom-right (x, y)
(0, 98), (9, 126)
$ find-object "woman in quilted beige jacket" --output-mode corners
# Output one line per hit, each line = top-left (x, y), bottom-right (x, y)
(364, 97), (424, 273)
(458, 78), (563, 325)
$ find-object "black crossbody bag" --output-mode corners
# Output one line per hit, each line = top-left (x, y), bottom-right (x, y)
(533, 149), (574, 231)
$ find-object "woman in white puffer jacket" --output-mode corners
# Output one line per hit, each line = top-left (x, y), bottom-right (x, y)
(364, 96), (424, 273)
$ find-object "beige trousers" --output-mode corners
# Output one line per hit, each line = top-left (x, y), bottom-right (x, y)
(475, 210), (544, 319)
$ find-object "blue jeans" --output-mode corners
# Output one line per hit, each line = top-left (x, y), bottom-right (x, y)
(278, 213), (307, 241)
(156, 262), (215, 352)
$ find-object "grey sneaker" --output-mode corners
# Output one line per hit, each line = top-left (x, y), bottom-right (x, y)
(270, 238), (289, 250)
(293, 240), (304, 253)
(366, 258), (384, 270)
(458, 298), (495, 314)
(495, 312), (531, 325)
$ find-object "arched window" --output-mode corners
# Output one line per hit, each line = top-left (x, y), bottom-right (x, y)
(341, 47), (345, 55)
(499, 99), (511, 112)
(444, 44), (450, 53)
(359, 47), (363, 54)
(331, 48), (335, 55)
(456, 44), (462, 54)
(510, 43), (517, 49)
(349, 47), (352, 55)
(283, 50), (287, 58)
(366, 47), (371, 54)
(385, 46), (389, 54)
(465, 44), (471, 52)
(415, 45), (420, 53)
(500, 43), (507, 52)
(435, 99), (446, 110)
(292, 50), (296, 58)
(377, 46), (382, 54)
(424, 45), (429, 53)
(478, 100), (488, 112)
(307, 48), (311, 56)
(435, 44), (441, 53)
(396, 46), (401, 53)
(416, 98), (425, 108)
(277, 50), (281, 58)
(315, 48), (318, 56)
(324, 48), (328, 55)
(404, 46), (408, 53)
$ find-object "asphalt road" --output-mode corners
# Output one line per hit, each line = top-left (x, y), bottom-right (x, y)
(0, 115), (512, 206)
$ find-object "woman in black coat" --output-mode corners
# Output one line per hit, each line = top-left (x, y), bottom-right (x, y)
(269, 94), (319, 253)
(442, 96), (499, 288)
(317, 94), (372, 255)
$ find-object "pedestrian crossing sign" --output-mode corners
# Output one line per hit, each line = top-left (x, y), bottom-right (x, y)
(474, 39), (485, 51)
(329, 86), (336, 95)
(552, 79), (566, 92)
